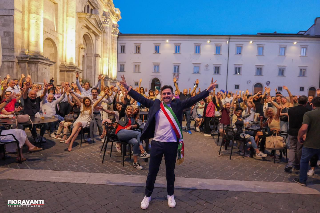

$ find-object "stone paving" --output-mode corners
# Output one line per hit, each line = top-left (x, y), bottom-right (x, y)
(1, 130), (319, 185)
(1, 179), (320, 213)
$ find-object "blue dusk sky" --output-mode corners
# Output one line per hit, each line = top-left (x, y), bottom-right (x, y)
(113, 0), (320, 35)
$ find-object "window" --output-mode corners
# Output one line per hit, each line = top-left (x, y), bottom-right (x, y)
(134, 82), (139, 87)
(236, 46), (242, 55)
(120, 45), (125, 54)
(279, 47), (286, 56)
(278, 67), (285, 76)
(215, 45), (221, 55)
(278, 87), (283, 92)
(175, 44), (180, 53)
(300, 87), (304, 91)
(257, 46), (264, 56)
(193, 64), (200, 74)
(119, 64), (125, 72)
(235, 85), (240, 89)
(301, 47), (307, 56)
(299, 68), (306, 77)
(234, 66), (241, 75)
(135, 44), (141, 54)
(153, 64), (159, 73)
(195, 44), (201, 54)
(255, 67), (263, 76)
(154, 45), (160, 54)
(214, 66), (220, 75)
(215, 84), (219, 89)
(174, 65), (180, 73)
(134, 64), (140, 73)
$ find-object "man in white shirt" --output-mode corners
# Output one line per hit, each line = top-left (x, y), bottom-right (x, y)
(75, 72), (100, 97)
(6, 80), (20, 95)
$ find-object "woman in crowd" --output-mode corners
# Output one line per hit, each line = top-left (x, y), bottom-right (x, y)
(115, 105), (150, 170)
(148, 90), (156, 100)
(203, 96), (215, 136)
(64, 88), (108, 151)
(232, 107), (267, 158)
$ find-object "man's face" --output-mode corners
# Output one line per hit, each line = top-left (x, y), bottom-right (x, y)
(235, 110), (243, 117)
(47, 94), (54, 103)
(227, 93), (231, 98)
(5, 92), (12, 100)
(9, 80), (15, 88)
(225, 103), (231, 110)
(116, 103), (122, 111)
(308, 96), (313, 103)
(14, 80), (19, 85)
(126, 107), (133, 116)
(276, 96), (281, 104)
(91, 89), (98, 98)
(161, 88), (174, 104)
(84, 82), (90, 90)
(281, 97), (287, 104)
(29, 90), (37, 99)
(183, 89), (188, 95)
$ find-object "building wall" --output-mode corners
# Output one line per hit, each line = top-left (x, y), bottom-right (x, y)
(117, 35), (320, 96)
(0, 0), (121, 85)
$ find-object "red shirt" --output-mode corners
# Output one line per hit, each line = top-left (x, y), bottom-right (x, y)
(2, 99), (16, 113)
(115, 119), (132, 134)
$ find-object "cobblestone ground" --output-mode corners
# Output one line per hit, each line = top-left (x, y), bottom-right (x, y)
(1, 129), (319, 184)
(0, 179), (320, 213)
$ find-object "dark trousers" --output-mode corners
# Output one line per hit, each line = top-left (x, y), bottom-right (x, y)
(300, 147), (320, 183)
(145, 141), (178, 197)
(90, 113), (103, 138)
(204, 117), (211, 134)
(310, 154), (319, 167)
(183, 110), (191, 130)
(41, 122), (58, 136)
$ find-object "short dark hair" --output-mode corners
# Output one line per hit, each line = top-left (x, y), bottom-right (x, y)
(160, 85), (173, 93)
(298, 95), (308, 105)
(235, 107), (243, 112)
(312, 96), (320, 107)
(91, 88), (98, 93)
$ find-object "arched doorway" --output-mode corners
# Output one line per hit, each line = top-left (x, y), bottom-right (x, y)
(151, 78), (161, 91)
(43, 38), (57, 81)
(308, 87), (316, 97)
(82, 34), (94, 85)
(253, 83), (263, 94)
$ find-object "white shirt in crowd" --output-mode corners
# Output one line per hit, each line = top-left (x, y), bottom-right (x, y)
(41, 93), (65, 117)
(153, 103), (177, 142)
(222, 97), (233, 105)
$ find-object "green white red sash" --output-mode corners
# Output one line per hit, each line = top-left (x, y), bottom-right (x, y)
(160, 102), (184, 165)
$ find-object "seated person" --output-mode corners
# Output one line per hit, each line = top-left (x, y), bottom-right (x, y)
(115, 105), (150, 170)
(233, 107), (267, 158)
(1, 91), (22, 115)
(0, 95), (42, 162)
(41, 89), (66, 138)
(55, 93), (81, 142)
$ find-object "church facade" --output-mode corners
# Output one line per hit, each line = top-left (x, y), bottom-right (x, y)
(0, 0), (121, 85)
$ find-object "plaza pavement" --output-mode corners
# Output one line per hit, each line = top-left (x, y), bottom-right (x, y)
(0, 127), (320, 212)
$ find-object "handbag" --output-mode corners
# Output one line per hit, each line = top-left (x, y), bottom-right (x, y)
(64, 114), (74, 122)
(265, 134), (285, 150)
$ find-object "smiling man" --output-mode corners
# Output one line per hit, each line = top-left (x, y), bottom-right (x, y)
(120, 75), (216, 210)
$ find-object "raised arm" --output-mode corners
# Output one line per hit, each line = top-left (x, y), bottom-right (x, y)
(67, 93), (74, 107)
(283, 86), (293, 104)
(40, 83), (48, 100)
(120, 75), (154, 108)
(190, 79), (199, 96)
(93, 91), (108, 108)
(70, 91), (81, 106)
(173, 77), (180, 94)
(75, 72), (84, 93)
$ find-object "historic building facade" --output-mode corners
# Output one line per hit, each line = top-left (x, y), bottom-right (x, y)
(0, 0), (121, 85)
(117, 18), (320, 96)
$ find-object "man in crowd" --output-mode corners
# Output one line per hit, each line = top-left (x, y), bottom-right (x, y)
(1, 91), (22, 115)
(75, 72), (101, 97)
(173, 78), (198, 134)
(285, 95), (309, 173)
(6, 79), (21, 95)
(58, 82), (73, 117)
(22, 82), (48, 142)
(295, 97), (320, 186)
(306, 95), (314, 111)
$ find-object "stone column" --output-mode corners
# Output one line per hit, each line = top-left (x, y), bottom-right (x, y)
(29, 0), (44, 55)
(111, 24), (119, 80)
(102, 12), (111, 78)
(66, 0), (76, 64)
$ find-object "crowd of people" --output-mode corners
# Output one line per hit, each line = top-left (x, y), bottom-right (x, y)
(0, 72), (319, 204)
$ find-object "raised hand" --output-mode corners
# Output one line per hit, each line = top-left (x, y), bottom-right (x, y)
(27, 74), (31, 79)
(76, 72), (79, 79)
(283, 86), (288, 90)
(120, 75), (129, 90)
(21, 74), (25, 79)
(139, 78), (142, 83)
(195, 79), (199, 85)
(207, 80), (217, 92)
(6, 74), (10, 79)
(173, 77), (177, 83)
